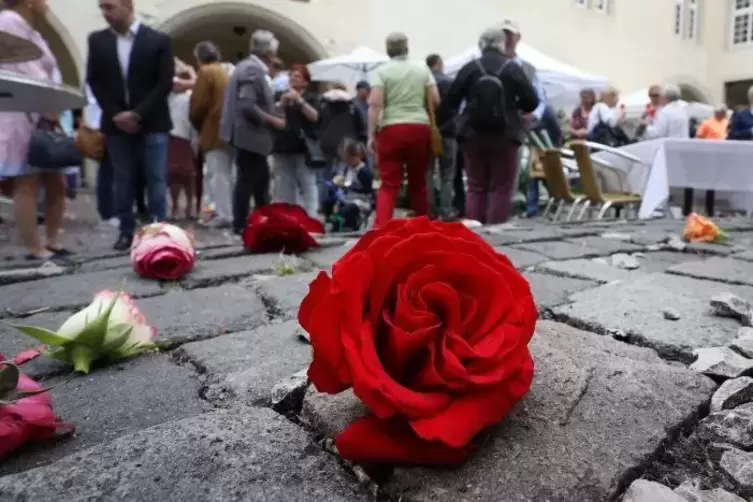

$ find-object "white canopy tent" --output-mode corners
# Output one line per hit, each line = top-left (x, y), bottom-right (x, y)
(307, 46), (389, 89)
(445, 43), (609, 109)
(620, 88), (714, 120)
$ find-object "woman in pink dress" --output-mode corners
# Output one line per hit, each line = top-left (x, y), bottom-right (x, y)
(0, 0), (69, 260)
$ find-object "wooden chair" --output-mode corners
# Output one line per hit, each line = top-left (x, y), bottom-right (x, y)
(570, 141), (641, 220)
(539, 149), (585, 221)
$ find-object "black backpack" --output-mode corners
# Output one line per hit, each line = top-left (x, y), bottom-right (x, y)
(467, 59), (511, 131)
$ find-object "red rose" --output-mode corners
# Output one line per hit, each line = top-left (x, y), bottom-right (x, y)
(0, 354), (74, 460)
(299, 217), (537, 465)
(243, 203), (325, 254)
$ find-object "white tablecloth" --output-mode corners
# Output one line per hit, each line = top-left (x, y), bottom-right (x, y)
(595, 138), (753, 218)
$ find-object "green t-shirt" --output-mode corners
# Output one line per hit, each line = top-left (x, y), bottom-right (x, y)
(371, 56), (436, 127)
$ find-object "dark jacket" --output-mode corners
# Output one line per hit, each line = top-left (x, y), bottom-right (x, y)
(86, 25), (174, 136)
(272, 90), (320, 154)
(220, 55), (276, 155)
(440, 48), (539, 144)
(432, 69), (457, 137)
(728, 109), (753, 140)
(318, 89), (366, 158)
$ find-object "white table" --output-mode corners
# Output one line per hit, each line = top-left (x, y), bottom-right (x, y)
(593, 138), (753, 218)
(0, 70), (84, 113)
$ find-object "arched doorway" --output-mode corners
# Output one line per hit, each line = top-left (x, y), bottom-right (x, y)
(159, 2), (328, 68)
(37, 11), (81, 87)
(678, 83), (710, 104)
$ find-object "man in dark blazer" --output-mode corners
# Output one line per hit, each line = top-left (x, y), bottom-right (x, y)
(87, 0), (175, 250)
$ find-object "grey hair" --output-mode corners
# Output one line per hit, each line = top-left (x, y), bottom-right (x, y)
(385, 32), (409, 58)
(661, 84), (681, 102)
(193, 41), (221, 64)
(249, 30), (279, 57)
(478, 27), (506, 53)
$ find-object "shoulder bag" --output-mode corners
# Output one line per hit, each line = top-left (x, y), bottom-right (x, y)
(26, 115), (83, 169)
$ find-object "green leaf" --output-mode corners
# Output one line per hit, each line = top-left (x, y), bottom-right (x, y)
(5, 324), (70, 346)
(71, 345), (95, 374)
(101, 323), (134, 353)
(0, 362), (20, 399)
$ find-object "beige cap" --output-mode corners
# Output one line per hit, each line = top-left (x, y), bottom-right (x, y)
(499, 19), (521, 34)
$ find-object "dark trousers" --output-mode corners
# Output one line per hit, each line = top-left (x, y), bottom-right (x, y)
(233, 148), (270, 233)
(134, 164), (148, 215)
(453, 144), (465, 217)
(683, 188), (716, 216)
(107, 133), (169, 235)
(195, 149), (204, 214)
(96, 152), (115, 220)
(463, 137), (519, 224)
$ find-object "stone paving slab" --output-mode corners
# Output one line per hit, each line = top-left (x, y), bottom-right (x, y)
(302, 244), (354, 270)
(175, 320), (311, 406)
(668, 256), (753, 287)
(522, 271), (598, 309)
(0, 311), (73, 378)
(0, 268), (163, 317)
(494, 246), (549, 269)
(537, 251), (700, 283)
(0, 353), (210, 476)
(513, 236), (643, 260)
(137, 285), (268, 344)
(180, 253), (310, 288)
(76, 253), (132, 273)
(0, 406), (370, 502)
(302, 321), (714, 502)
(553, 273), (753, 361)
(249, 272), (319, 317)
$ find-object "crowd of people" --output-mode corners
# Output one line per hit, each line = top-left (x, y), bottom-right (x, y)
(3, 0), (751, 261)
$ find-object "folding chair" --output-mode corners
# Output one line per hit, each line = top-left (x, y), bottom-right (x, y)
(570, 141), (641, 220)
(539, 150), (585, 221)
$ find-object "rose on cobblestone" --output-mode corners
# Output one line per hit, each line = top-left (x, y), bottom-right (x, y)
(130, 223), (196, 280)
(0, 354), (73, 461)
(8, 290), (156, 374)
(243, 203), (324, 254)
(683, 213), (727, 243)
(299, 217), (537, 465)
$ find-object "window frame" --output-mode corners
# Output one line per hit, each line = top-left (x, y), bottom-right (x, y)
(573, 0), (588, 8)
(674, 0), (685, 36)
(594, 0), (609, 13)
(731, 0), (753, 47)
(687, 0), (699, 40)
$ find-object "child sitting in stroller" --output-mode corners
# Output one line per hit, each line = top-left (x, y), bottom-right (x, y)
(322, 138), (374, 232)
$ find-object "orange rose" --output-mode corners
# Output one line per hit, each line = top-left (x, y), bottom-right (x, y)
(682, 213), (726, 243)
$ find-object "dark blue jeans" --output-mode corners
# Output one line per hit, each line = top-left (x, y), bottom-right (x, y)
(107, 133), (169, 235)
(96, 153), (115, 220)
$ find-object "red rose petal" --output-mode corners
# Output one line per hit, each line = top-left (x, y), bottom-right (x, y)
(12, 347), (43, 365)
(335, 414), (471, 465)
(410, 356), (534, 448)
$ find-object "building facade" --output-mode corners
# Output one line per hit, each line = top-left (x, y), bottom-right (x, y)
(38, 0), (752, 106)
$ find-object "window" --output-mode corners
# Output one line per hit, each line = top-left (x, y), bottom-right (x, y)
(732, 0), (753, 45)
(574, 0), (587, 7)
(594, 0), (609, 12)
(674, 0), (684, 36)
(687, 0), (698, 39)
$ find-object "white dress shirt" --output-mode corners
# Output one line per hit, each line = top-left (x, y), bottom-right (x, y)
(587, 102), (621, 134)
(645, 100), (690, 139)
(83, 85), (102, 129)
(115, 19), (141, 105)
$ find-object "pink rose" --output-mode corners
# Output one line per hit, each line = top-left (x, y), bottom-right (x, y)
(131, 223), (196, 280)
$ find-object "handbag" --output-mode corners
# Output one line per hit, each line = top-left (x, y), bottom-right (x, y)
(26, 115), (82, 169)
(427, 92), (444, 156)
(74, 123), (106, 162)
(301, 132), (327, 168)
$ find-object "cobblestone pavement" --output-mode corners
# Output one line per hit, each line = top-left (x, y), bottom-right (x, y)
(2, 203), (753, 501)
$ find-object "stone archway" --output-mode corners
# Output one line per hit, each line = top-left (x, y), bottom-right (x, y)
(37, 10), (82, 86)
(674, 81), (712, 104)
(158, 2), (329, 67)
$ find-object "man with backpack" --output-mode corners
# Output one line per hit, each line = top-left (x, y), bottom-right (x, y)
(439, 25), (539, 224)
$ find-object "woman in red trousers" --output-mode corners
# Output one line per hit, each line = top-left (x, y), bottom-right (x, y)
(367, 32), (439, 227)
